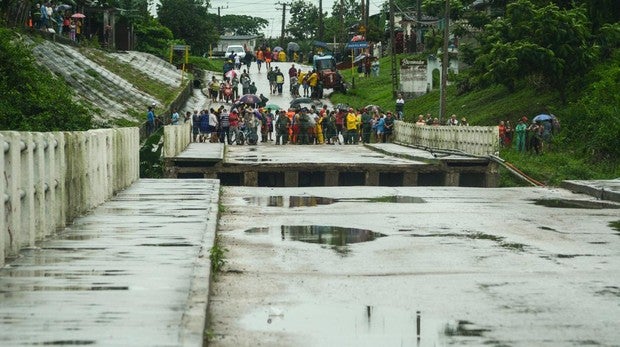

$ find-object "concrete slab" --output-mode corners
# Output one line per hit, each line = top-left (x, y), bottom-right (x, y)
(0, 179), (219, 347)
(224, 143), (428, 166)
(368, 142), (487, 161)
(175, 142), (224, 162)
(208, 185), (620, 346)
(562, 178), (620, 202)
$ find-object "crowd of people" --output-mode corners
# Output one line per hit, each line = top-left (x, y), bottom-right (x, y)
(499, 115), (560, 154)
(175, 104), (398, 146)
(30, 2), (83, 42)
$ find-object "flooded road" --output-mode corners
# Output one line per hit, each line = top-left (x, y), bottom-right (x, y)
(208, 186), (620, 346)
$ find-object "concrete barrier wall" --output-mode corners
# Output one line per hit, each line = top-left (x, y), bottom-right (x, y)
(163, 122), (191, 158)
(394, 121), (500, 156)
(1, 128), (139, 266)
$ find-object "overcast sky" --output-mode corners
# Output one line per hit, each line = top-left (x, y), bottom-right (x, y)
(150, 0), (383, 38)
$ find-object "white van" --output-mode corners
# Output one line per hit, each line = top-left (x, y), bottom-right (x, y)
(225, 45), (246, 60)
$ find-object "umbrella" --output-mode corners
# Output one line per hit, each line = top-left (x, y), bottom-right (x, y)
(533, 114), (553, 122)
(273, 46), (284, 52)
(353, 53), (368, 64)
(287, 42), (300, 51)
(71, 12), (86, 18)
(365, 104), (381, 112)
(238, 94), (261, 105)
(265, 104), (281, 111)
(55, 4), (72, 12)
(224, 70), (237, 79)
(334, 103), (349, 111)
(290, 97), (313, 108)
(351, 35), (365, 42)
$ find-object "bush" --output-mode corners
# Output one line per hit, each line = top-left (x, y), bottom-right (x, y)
(0, 28), (91, 131)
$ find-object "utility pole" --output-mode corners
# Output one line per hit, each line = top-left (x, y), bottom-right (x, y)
(389, 0), (397, 98)
(416, 0), (422, 52)
(439, 0), (450, 123)
(275, 2), (287, 47)
(217, 6), (221, 35)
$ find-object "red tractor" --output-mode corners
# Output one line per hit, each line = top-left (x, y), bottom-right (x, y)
(313, 55), (347, 93)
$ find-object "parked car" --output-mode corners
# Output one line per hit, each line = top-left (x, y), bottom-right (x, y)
(225, 45), (246, 60)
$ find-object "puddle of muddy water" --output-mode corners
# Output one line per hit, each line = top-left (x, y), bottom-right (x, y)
(245, 225), (385, 248)
(533, 199), (620, 209)
(244, 195), (425, 207)
(239, 304), (455, 346)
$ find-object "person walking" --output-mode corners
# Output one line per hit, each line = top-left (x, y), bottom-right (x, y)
(275, 68), (285, 95)
(275, 110), (290, 145)
(219, 108), (231, 144)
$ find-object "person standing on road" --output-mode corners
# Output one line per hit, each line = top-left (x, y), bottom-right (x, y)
(307, 70), (319, 98)
(275, 68), (285, 95)
(240, 70), (251, 95)
(267, 67), (276, 94)
(383, 112), (394, 143)
(218, 108), (231, 144)
(275, 110), (291, 145)
(345, 108), (358, 144)
(361, 108), (373, 143)
(170, 108), (179, 125)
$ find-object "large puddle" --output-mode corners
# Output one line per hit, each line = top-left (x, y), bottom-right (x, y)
(239, 303), (489, 346)
(244, 195), (425, 207)
(245, 225), (386, 253)
(533, 199), (620, 209)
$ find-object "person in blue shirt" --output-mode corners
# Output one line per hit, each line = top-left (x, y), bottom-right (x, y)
(146, 106), (155, 136)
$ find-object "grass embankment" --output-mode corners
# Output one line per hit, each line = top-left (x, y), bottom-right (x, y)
(331, 55), (618, 186)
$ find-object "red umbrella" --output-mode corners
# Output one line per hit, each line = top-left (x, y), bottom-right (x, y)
(71, 13), (86, 19)
(351, 35), (365, 42)
(225, 70), (237, 79)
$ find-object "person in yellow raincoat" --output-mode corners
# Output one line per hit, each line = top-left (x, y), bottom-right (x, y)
(278, 50), (286, 62)
(315, 112), (325, 144)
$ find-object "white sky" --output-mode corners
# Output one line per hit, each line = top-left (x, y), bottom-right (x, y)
(150, 0), (383, 38)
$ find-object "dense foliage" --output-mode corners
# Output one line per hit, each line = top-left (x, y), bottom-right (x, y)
(157, 0), (218, 55)
(0, 28), (91, 131)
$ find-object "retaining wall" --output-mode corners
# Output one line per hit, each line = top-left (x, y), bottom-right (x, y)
(1, 128), (139, 266)
(394, 121), (500, 156)
(163, 123), (192, 158)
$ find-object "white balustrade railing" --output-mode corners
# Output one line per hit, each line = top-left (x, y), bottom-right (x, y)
(163, 122), (191, 158)
(394, 121), (500, 156)
(1, 128), (139, 266)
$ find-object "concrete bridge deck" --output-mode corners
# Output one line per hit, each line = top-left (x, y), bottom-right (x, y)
(0, 179), (219, 347)
(165, 142), (499, 187)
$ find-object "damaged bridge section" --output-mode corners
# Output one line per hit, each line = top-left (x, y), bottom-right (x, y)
(164, 143), (499, 188)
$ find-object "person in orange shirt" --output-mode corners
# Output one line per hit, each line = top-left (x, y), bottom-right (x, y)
(265, 48), (272, 70)
(256, 49), (264, 72)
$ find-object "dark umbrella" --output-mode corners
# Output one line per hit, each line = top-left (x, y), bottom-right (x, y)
(290, 97), (314, 108)
(287, 42), (300, 51)
(238, 94), (261, 105)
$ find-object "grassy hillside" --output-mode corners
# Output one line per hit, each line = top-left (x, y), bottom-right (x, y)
(331, 54), (619, 186)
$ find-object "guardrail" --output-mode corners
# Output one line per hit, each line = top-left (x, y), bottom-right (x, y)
(163, 123), (192, 158)
(394, 121), (500, 156)
(1, 128), (139, 266)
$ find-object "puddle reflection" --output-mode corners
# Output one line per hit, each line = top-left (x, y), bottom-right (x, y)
(282, 225), (385, 246)
(241, 304), (458, 346)
(533, 199), (619, 209)
(244, 195), (425, 207)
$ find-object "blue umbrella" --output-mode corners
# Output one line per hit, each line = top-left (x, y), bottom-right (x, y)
(533, 114), (553, 122)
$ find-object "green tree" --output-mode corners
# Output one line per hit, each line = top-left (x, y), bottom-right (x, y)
(286, 0), (320, 41)
(157, 0), (218, 55)
(218, 14), (269, 36)
(472, 0), (595, 100)
(134, 18), (175, 57)
(0, 28), (91, 131)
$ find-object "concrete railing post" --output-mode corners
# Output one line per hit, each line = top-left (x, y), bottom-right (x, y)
(1, 128), (139, 267)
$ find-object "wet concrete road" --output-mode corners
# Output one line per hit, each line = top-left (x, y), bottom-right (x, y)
(209, 186), (620, 346)
(0, 179), (219, 346)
